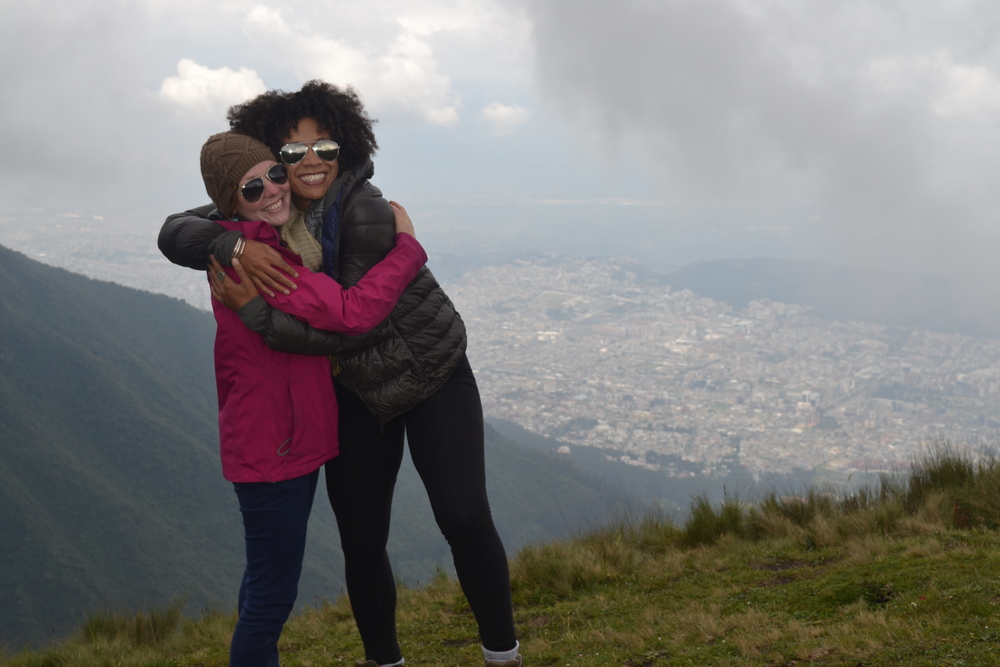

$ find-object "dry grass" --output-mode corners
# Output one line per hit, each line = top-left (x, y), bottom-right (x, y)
(10, 443), (1000, 666)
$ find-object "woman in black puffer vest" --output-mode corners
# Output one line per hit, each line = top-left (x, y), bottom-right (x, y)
(157, 81), (521, 667)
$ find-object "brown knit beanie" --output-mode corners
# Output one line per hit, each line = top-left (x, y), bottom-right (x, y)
(200, 132), (276, 218)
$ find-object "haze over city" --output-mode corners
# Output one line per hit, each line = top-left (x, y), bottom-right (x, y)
(2, 0), (997, 279)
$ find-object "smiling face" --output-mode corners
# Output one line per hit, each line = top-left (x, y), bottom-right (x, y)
(232, 160), (291, 227)
(283, 116), (339, 209)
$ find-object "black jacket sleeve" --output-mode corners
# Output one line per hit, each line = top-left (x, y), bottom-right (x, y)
(238, 297), (344, 356)
(158, 204), (231, 271)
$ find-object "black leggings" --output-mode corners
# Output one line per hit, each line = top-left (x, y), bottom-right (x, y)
(325, 356), (516, 664)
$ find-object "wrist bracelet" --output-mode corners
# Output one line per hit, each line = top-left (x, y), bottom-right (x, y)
(232, 235), (246, 263)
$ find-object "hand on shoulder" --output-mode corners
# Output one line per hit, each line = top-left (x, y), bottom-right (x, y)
(390, 201), (415, 239)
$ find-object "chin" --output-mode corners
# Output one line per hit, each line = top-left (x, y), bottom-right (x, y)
(296, 186), (326, 201)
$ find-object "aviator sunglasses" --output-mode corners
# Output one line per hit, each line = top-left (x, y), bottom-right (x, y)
(239, 163), (288, 203)
(279, 139), (341, 165)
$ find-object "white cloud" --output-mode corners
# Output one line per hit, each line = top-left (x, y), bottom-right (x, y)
(159, 59), (267, 114)
(519, 0), (1000, 329)
(393, 0), (534, 83)
(866, 52), (1000, 120)
(244, 5), (291, 36)
(481, 102), (531, 135)
(0, 0), (170, 192)
(396, 3), (488, 36)
(935, 63), (1000, 121)
(0, 0), (533, 220)
(243, 5), (460, 126)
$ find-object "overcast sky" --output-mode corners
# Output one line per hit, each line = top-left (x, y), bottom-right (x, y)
(2, 0), (998, 279)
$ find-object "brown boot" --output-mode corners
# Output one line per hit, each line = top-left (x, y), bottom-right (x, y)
(356, 662), (379, 667)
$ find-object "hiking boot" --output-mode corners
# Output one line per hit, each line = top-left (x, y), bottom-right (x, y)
(355, 662), (379, 667)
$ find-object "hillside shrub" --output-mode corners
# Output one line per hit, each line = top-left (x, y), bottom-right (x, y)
(80, 603), (182, 648)
(682, 494), (747, 546)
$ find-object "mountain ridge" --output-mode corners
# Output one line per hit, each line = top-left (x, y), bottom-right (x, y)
(0, 243), (631, 647)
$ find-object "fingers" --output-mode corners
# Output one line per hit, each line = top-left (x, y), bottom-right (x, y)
(270, 254), (299, 281)
(209, 274), (222, 302)
(209, 256), (226, 299)
(389, 200), (416, 239)
(241, 240), (298, 296)
(232, 258), (259, 299)
(259, 269), (293, 297)
(249, 274), (272, 299)
(236, 257), (279, 299)
(208, 253), (256, 311)
(208, 265), (227, 305)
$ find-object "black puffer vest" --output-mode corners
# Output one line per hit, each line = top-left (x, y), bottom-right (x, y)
(326, 161), (468, 422)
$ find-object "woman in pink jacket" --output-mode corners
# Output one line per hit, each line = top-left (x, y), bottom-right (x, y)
(199, 131), (426, 667)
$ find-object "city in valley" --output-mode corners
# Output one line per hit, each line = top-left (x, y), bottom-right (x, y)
(5, 211), (1000, 480)
(448, 256), (1000, 478)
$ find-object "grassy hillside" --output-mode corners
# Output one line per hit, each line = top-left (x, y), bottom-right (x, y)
(0, 244), (632, 647)
(488, 418), (817, 517)
(0, 243), (242, 644)
(4, 445), (999, 666)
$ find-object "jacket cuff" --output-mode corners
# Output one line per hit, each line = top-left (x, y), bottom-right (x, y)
(237, 296), (269, 334)
(209, 230), (244, 267)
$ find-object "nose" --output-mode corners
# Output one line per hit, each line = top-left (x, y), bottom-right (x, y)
(300, 147), (322, 166)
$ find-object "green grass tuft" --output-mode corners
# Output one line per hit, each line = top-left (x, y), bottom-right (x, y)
(682, 493), (749, 546)
(80, 602), (183, 648)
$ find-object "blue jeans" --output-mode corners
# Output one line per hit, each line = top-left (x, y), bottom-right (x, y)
(230, 469), (319, 667)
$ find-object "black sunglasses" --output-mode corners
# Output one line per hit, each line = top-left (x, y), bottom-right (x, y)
(279, 139), (341, 165)
(239, 163), (288, 203)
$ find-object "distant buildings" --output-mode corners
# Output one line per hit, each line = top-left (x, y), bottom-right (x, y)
(450, 256), (1000, 477)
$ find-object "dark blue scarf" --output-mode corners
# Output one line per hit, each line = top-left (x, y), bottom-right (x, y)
(320, 190), (343, 277)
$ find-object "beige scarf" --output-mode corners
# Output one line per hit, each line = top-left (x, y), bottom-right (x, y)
(279, 207), (323, 273)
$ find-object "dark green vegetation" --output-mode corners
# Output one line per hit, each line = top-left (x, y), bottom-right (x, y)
(489, 418), (816, 518)
(0, 245), (631, 648)
(0, 244), (234, 645)
(6, 446), (1000, 666)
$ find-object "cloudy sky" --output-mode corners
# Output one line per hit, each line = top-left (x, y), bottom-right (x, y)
(1, 0), (998, 277)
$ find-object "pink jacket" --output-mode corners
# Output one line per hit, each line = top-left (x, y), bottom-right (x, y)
(211, 220), (427, 482)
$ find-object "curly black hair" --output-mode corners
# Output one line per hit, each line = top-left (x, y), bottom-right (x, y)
(227, 80), (379, 173)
